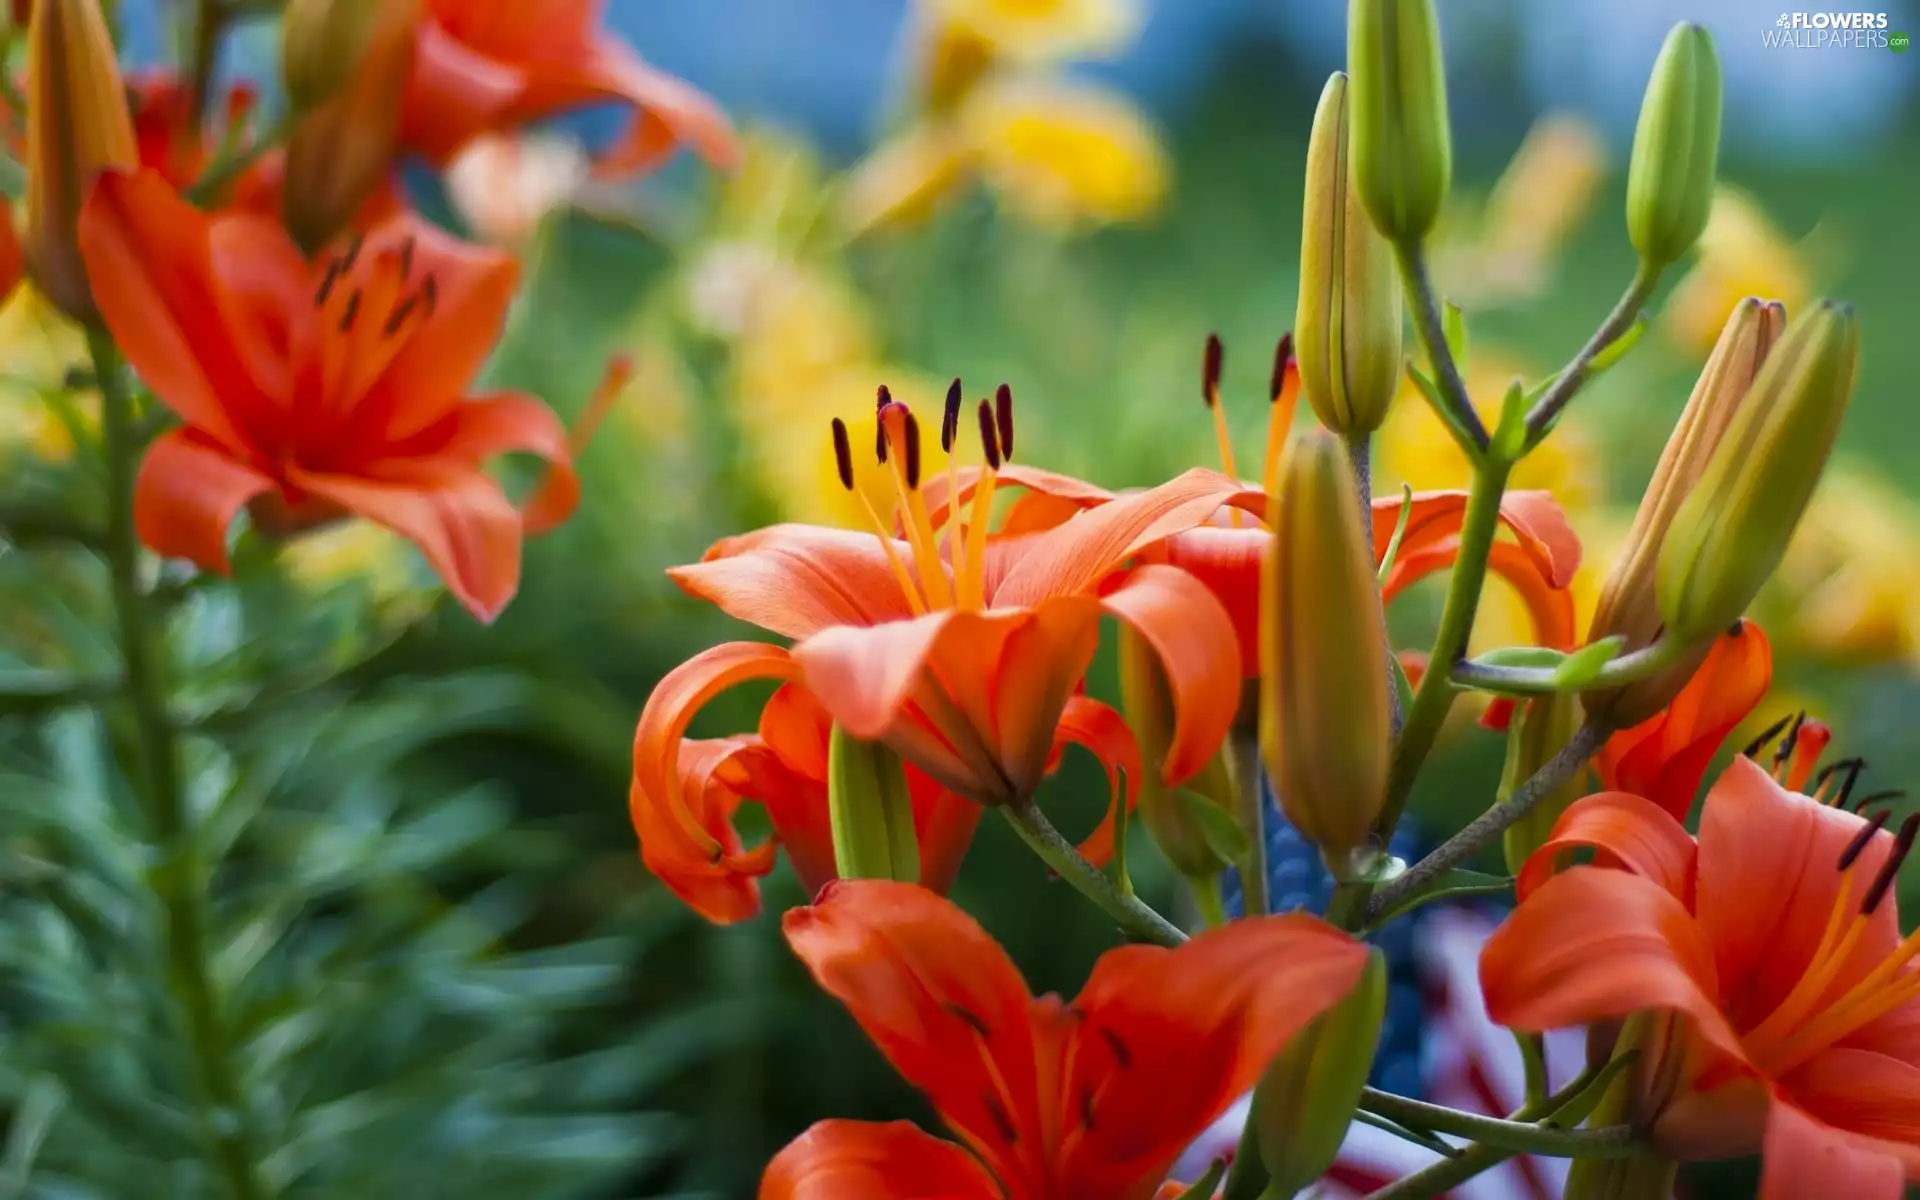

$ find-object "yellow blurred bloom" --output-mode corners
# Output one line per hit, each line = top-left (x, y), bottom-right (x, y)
(838, 123), (972, 237)
(1375, 349), (1603, 515)
(958, 77), (1167, 228)
(278, 520), (436, 626)
(1664, 186), (1817, 356)
(923, 0), (1141, 63)
(1435, 114), (1606, 308)
(0, 282), (91, 462)
(1760, 464), (1920, 667)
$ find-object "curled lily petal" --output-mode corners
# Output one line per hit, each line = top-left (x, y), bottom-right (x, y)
(1101, 564), (1241, 786)
(759, 1119), (999, 1200)
(1053, 694), (1142, 867)
(1515, 791), (1698, 902)
(134, 429), (275, 572)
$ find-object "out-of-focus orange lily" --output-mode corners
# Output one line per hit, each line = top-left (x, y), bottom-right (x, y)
(125, 72), (258, 190)
(77, 168), (578, 621)
(760, 879), (1367, 1200)
(1595, 620), (1774, 820)
(646, 386), (1249, 822)
(630, 649), (1142, 923)
(399, 0), (739, 176)
(1484, 750), (1920, 1200)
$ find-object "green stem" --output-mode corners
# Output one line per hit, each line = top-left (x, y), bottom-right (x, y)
(91, 332), (268, 1200)
(1357, 1089), (1638, 1160)
(1366, 719), (1607, 923)
(1524, 264), (1661, 446)
(187, 0), (227, 124)
(187, 118), (293, 208)
(1229, 723), (1266, 917)
(1394, 243), (1488, 451)
(1451, 635), (1692, 696)
(1002, 799), (1186, 947)
(1518, 1032), (1549, 1110)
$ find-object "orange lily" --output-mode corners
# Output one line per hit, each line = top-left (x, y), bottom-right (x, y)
(1594, 619), (1774, 820)
(760, 879), (1368, 1200)
(1484, 751), (1920, 1199)
(76, 168), (577, 621)
(400, 0), (739, 176)
(125, 73), (258, 191)
(631, 652), (1142, 923)
(647, 388), (1251, 822)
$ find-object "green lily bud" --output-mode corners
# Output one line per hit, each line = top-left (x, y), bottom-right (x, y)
(1657, 301), (1859, 643)
(1348, 0), (1452, 245)
(1585, 298), (1784, 727)
(1261, 432), (1390, 875)
(1625, 23), (1723, 270)
(1119, 629), (1242, 883)
(826, 725), (920, 882)
(1296, 72), (1404, 436)
(1252, 950), (1387, 1196)
(1501, 692), (1584, 875)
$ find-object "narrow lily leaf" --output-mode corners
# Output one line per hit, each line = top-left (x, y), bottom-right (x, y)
(1376, 483), (1417, 587)
(1369, 869), (1514, 927)
(1553, 636), (1628, 691)
(1442, 300), (1469, 372)
(1473, 646), (1568, 673)
(1177, 788), (1252, 865)
(1491, 379), (1529, 463)
(1589, 316), (1648, 375)
(1404, 359), (1481, 460)
(1170, 1156), (1228, 1199)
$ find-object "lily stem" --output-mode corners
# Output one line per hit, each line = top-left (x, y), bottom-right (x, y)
(1524, 264), (1661, 447)
(1002, 798), (1187, 948)
(188, 0), (228, 124)
(1365, 719), (1609, 924)
(1394, 243), (1489, 451)
(1451, 635), (1692, 696)
(90, 332), (268, 1200)
(1357, 1088), (1639, 1160)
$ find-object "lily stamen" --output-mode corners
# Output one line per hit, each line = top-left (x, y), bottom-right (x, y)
(1750, 813), (1920, 1075)
(1741, 710), (1799, 760)
(1262, 332), (1299, 499)
(940, 379), (968, 584)
(1814, 756), (1867, 806)
(879, 395), (955, 610)
(1202, 334), (1241, 529)
(961, 396), (1004, 612)
(831, 416), (927, 617)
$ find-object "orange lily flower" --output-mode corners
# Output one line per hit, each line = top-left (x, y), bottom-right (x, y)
(76, 168), (577, 622)
(645, 387), (1250, 823)
(125, 72), (258, 190)
(1484, 751), (1920, 1199)
(630, 651), (1142, 922)
(760, 879), (1369, 1200)
(1594, 619), (1774, 820)
(400, 0), (739, 176)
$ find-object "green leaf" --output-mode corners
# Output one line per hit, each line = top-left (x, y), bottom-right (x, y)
(1442, 300), (1469, 371)
(1588, 317), (1648, 375)
(1473, 646), (1568, 673)
(1177, 788), (1251, 865)
(1553, 636), (1628, 690)
(1371, 869), (1515, 926)
(1404, 359), (1483, 461)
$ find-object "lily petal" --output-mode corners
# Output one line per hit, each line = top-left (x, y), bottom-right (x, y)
(986, 596), (1103, 799)
(1149, 526), (1266, 677)
(1759, 1096), (1908, 1200)
(1101, 564), (1242, 786)
(1383, 489), (1582, 588)
(633, 735), (774, 924)
(782, 880), (1041, 1192)
(759, 1119), (999, 1200)
(78, 168), (256, 455)
(1598, 622), (1773, 821)
(1694, 758), (1899, 1031)
(1516, 792), (1698, 903)
(399, 17), (528, 163)
(205, 213), (308, 407)
(572, 36), (741, 175)
(1053, 695), (1141, 867)
(1059, 913), (1369, 1199)
(1480, 867), (1747, 1065)
(134, 430), (275, 572)
(1786, 1048), (1920, 1145)
(431, 390), (579, 533)
(291, 460), (522, 622)
(673, 524), (924, 640)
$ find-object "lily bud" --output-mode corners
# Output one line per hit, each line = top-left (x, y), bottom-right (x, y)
(825, 724), (920, 883)
(1296, 72), (1403, 436)
(1625, 23), (1722, 270)
(1348, 0), (1452, 245)
(1657, 301), (1859, 643)
(282, 0), (396, 112)
(1501, 692), (1583, 874)
(24, 0), (137, 322)
(1119, 628), (1241, 882)
(1584, 298), (1785, 727)
(1261, 432), (1390, 873)
(1252, 951), (1386, 1196)
(281, 0), (419, 252)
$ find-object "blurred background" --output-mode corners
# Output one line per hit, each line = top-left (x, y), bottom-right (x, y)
(6, 1), (1920, 1196)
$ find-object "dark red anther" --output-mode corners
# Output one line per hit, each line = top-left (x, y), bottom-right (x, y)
(1742, 711), (1797, 760)
(396, 235), (416, 282)
(875, 386), (892, 463)
(903, 410), (923, 489)
(1773, 711), (1809, 768)
(314, 257), (345, 307)
(1861, 813), (1920, 915)
(338, 289), (362, 333)
(994, 383), (1014, 460)
(383, 294), (419, 338)
(1839, 810), (1893, 872)
(831, 418), (855, 492)
(977, 401), (1002, 471)
(1269, 332), (1295, 403)
(338, 232), (366, 273)
(1202, 333), (1224, 406)
(942, 378), (962, 454)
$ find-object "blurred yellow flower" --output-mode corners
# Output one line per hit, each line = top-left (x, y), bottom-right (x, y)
(0, 283), (91, 462)
(445, 131), (589, 248)
(278, 520), (436, 626)
(958, 77), (1167, 228)
(1664, 186), (1818, 356)
(838, 124), (972, 237)
(923, 0), (1141, 63)
(1375, 350), (1603, 516)
(1436, 114), (1606, 308)
(1760, 464), (1920, 667)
